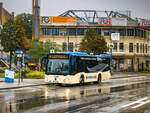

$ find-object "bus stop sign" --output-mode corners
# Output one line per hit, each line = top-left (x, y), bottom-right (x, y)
(14, 50), (24, 55)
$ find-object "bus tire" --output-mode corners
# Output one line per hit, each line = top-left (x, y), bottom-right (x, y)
(97, 74), (101, 84)
(80, 75), (84, 85)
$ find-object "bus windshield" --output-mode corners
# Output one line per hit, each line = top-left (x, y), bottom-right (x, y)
(46, 59), (69, 75)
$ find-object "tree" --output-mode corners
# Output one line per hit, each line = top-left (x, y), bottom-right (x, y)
(16, 13), (33, 39)
(79, 28), (108, 54)
(15, 18), (31, 51)
(26, 40), (60, 63)
(0, 18), (26, 69)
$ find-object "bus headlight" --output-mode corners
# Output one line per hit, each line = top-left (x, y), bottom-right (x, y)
(64, 78), (70, 82)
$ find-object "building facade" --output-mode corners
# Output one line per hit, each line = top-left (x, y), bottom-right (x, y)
(0, 2), (13, 58)
(39, 10), (150, 72)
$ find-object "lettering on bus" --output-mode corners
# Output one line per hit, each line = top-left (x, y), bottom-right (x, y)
(49, 55), (68, 59)
(86, 75), (97, 79)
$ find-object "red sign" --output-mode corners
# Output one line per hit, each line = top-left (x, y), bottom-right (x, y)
(138, 19), (149, 27)
(99, 17), (111, 26)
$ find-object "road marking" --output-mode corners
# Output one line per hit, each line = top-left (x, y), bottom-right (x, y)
(121, 97), (148, 108)
(132, 100), (150, 109)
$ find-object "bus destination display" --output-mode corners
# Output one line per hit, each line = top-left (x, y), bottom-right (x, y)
(49, 54), (68, 59)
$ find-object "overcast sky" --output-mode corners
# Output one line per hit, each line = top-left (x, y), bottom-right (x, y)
(1, 0), (150, 19)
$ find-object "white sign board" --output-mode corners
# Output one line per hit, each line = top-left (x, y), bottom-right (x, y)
(5, 69), (15, 79)
(111, 18), (127, 26)
(111, 33), (120, 41)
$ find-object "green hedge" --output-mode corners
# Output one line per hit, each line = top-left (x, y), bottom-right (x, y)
(25, 71), (44, 79)
(0, 73), (5, 78)
(0, 71), (45, 79)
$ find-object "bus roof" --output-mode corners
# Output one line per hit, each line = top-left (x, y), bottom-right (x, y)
(56, 52), (89, 56)
(49, 52), (111, 58)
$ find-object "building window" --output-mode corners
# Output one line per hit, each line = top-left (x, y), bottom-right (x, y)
(145, 44), (148, 53)
(144, 31), (146, 38)
(118, 59), (124, 71)
(127, 29), (134, 36)
(119, 29), (126, 36)
(62, 42), (67, 52)
(104, 31), (110, 36)
(140, 43), (142, 53)
(129, 43), (133, 53)
(68, 42), (74, 52)
(69, 28), (76, 36)
(96, 28), (101, 35)
(141, 30), (144, 38)
(135, 29), (137, 37)
(128, 59), (133, 71)
(52, 28), (59, 36)
(42, 28), (46, 36)
(113, 43), (117, 52)
(42, 28), (52, 36)
(47, 28), (51, 35)
(77, 28), (84, 35)
(137, 43), (139, 53)
(59, 29), (67, 36)
(146, 60), (149, 68)
(137, 30), (141, 37)
(119, 43), (124, 52)
(143, 44), (145, 53)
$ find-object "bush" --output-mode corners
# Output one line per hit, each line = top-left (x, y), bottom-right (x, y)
(25, 71), (44, 79)
(0, 73), (5, 78)
(139, 69), (150, 73)
(0, 69), (4, 73)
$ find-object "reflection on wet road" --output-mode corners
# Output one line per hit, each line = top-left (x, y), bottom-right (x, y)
(1, 77), (150, 113)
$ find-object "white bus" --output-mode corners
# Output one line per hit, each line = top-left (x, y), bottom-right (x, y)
(44, 52), (111, 85)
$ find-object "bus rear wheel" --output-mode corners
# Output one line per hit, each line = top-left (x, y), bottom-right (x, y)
(80, 75), (84, 85)
(97, 74), (101, 84)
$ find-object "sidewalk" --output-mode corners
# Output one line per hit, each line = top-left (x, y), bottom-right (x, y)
(0, 78), (47, 90)
(111, 72), (150, 79)
(0, 72), (150, 90)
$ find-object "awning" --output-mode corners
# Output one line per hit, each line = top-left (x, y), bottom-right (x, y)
(24, 56), (32, 60)
(0, 58), (10, 61)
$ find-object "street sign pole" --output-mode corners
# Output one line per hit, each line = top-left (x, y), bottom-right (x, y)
(15, 50), (24, 84)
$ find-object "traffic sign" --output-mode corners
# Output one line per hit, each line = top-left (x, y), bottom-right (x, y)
(14, 50), (24, 55)
(50, 47), (55, 53)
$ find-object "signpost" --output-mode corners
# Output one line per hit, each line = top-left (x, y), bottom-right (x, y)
(14, 50), (24, 84)
(50, 47), (55, 53)
(14, 50), (24, 55)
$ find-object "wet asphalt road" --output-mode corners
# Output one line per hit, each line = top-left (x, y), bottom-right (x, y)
(1, 75), (150, 113)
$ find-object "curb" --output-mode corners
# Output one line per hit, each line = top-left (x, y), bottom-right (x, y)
(0, 83), (50, 90)
(0, 73), (150, 90)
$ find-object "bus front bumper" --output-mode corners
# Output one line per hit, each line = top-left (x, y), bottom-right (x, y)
(45, 75), (80, 85)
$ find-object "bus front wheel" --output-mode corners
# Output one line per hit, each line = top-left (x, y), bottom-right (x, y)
(97, 74), (101, 84)
(80, 75), (84, 85)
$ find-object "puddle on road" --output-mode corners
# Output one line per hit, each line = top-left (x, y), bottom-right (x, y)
(0, 81), (150, 113)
